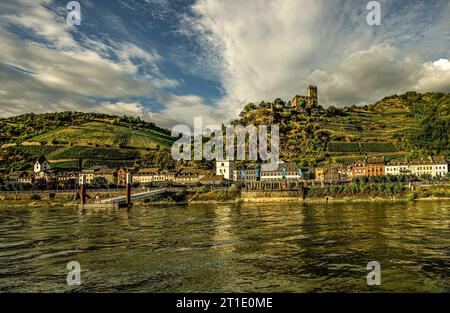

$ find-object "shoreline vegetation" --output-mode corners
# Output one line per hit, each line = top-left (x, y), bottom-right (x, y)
(1, 184), (449, 207)
(1, 196), (449, 208)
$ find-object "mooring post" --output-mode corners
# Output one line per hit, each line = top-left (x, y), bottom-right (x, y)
(126, 172), (132, 206)
(79, 174), (87, 208)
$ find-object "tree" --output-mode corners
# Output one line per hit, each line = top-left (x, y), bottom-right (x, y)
(91, 177), (108, 189)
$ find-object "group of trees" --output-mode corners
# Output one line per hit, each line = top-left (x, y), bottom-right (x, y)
(352, 174), (415, 184)
(308, 182), (407, 198)
(409, 94), (449, 154)
(0, 178), (78, 191)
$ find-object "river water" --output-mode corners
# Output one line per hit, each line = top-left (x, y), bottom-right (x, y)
(0, 201), (449, 292)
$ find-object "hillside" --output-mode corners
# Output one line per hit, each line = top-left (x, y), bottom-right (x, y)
(0, 112), (176, 172)
(1, 91), (448, 172)
(232, 91), (449, 166)
(31, 121), (174, 149)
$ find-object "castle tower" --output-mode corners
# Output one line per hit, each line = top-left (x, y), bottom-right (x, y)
(307, 85), (318, 107)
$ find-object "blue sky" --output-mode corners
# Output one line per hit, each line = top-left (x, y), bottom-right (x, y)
(1, 0), (450, 128)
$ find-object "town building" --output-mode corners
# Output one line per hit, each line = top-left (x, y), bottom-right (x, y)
(315, 163), (348, 181)
(351, 161), (368, 177)
(199, 174), (225, 185)
(80, 166), (117, 184)
(132, 168), (162, 184)
(174, 168), (210, 185)
(366, 158), (385, 176)
(408, 156), (448, 177)
(6, 171), (35, 184)
(260, 161), (302, 181)
(385, 159), (410, 176)
(350, 158), (385, 177)
(233, 164), (260, 182)
(43, 169), (79, 184)
(216, 160), (234, 181)
(408, 157), (435, 177)
(431, 156), (448, 177)
(117, 166), (139, 186)
(34, 155), (51, 175)
(359, 156), (447, 178)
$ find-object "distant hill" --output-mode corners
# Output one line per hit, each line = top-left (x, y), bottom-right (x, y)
(0, 112), (176, 172)
(369, 91), (447, 112)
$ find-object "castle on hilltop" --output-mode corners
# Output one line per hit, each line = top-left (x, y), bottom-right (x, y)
(290, 85), (318, 109)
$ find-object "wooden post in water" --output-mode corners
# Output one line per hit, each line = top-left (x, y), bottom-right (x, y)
(79, 174), (87, 208)
(126, 173), (132, 206)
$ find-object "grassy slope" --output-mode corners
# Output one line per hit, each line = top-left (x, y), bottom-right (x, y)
(32, 121), (175, 149)
(0, 112), (175, 172)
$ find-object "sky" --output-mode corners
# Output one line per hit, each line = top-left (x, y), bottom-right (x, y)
(1, 0), (450, 128)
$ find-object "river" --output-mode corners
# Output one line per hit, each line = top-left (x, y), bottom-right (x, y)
(0, 201), (449, 292)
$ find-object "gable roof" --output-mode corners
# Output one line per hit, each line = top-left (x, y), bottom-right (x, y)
(36, 155), (48, 164)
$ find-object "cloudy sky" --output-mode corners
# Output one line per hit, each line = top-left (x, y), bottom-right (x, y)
(1, 0), (450, 127)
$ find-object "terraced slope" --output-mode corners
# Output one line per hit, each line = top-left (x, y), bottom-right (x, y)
(32, 121), (174, 149)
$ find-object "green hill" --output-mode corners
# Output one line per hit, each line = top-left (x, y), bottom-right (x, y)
(0, 112), (176, 172)
(31, 121), (174, 149)
(232, 91), (449, 166)
(1, 91), (448, 173)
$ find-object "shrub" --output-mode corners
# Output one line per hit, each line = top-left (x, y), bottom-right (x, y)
(408, 192), (417, 201)
(198, 185), (210, 194)
(30, 194), (41, 200)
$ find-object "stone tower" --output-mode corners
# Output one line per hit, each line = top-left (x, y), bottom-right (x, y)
(307, 85), (318, 108)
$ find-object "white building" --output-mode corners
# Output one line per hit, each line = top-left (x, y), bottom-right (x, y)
(233, 166), (260, 182)
(260, 160), (302, 181)
(385, 156), (448, 178)
(216, 160), (234, 181)
(34, 155), (51, 175)
(385, 159), (410, 176)
(408, 157), (435, 177)
(431, 156), (448, 177)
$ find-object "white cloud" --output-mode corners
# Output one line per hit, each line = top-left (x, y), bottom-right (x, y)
(415, 59), (450, 92)
(187, 0), (450, 111)
(2, 0), (450, 129)
(0, 0), (213, 129)
(308, 44), (450, 105)
(94, 101), (146, 116)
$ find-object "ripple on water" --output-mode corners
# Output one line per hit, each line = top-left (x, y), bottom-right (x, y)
(0, 201), (449, 292)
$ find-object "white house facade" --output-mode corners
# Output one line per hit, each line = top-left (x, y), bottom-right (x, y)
(216, 160), (234, 181)
(34, 155), (51, 175)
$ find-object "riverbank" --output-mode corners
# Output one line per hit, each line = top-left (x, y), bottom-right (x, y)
(1, 183), (449, 207)
(1, 194), (449, 208)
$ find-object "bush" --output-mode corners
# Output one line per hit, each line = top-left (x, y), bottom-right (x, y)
(408, 192), (417, 201)
(30, 194), (41, 200)
(132, 182), (141, 188)
(198, 185), (210, 194)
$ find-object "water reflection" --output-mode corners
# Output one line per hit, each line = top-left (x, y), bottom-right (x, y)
(0, 201), (449, 292)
